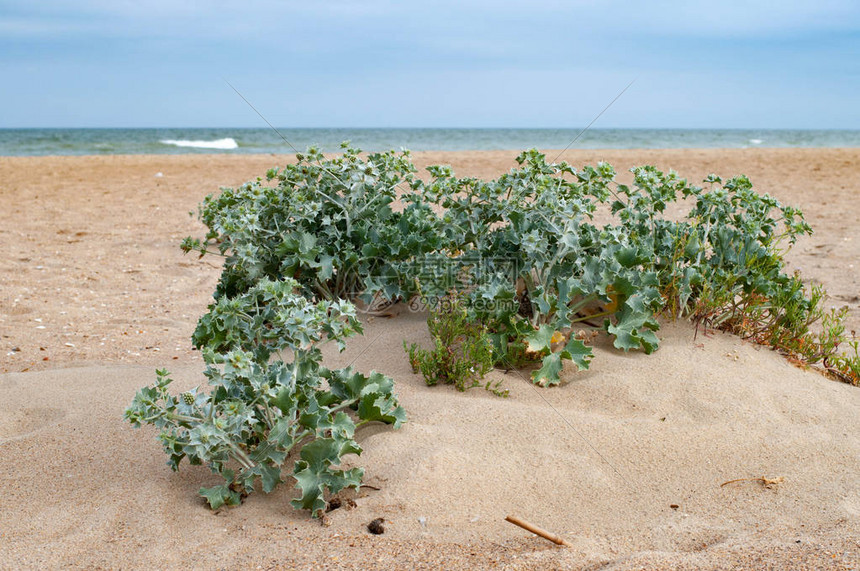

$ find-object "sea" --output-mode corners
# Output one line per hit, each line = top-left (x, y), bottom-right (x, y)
(0, 128), (858, 156)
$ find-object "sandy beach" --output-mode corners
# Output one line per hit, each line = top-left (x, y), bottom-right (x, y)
(1, 149), (859, 569)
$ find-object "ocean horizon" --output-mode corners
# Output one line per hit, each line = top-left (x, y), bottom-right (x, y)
(1, 127), (858, 156)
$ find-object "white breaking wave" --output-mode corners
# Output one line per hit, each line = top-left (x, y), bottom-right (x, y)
(160, 137), (238, 149)
(749, 139), (763, 145)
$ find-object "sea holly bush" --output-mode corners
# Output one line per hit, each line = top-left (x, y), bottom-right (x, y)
(125, 278), (406, 516)
(129, 145), (858, 519)
(415, 149), (856, 385)
(416, 150), (669, 385)
(177, 143), (856, 387)
(181, 143), (443, 304)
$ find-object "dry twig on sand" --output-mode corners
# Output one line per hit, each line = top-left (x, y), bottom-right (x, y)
(505, 515), (572, 547)
(720, 476), (785, 489)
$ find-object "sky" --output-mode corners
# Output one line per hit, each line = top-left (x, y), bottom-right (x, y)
(0, 0), (858, 129)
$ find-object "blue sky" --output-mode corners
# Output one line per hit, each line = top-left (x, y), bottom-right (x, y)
(1, 0), (858, 128)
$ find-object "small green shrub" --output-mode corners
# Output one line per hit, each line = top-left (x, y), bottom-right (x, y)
(692, 279), (859, 385)
(404, 300), (507, 397)
(826, 336), (860, 385)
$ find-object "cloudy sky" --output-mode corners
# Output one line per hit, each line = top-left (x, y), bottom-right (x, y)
(1, 0), (858, 128)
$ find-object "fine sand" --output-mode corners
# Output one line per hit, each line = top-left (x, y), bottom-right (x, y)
(1, 149), (858, 569)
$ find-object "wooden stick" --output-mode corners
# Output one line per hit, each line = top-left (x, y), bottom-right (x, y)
(505, 515), (572, 547)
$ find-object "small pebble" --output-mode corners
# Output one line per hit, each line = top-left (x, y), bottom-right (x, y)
(367, 518), (385, 535)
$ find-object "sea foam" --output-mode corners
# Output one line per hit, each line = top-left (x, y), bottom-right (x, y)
(160, 137), (238, 149)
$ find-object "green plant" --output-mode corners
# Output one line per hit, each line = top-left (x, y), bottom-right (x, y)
(181, 143), (442, 304)
(129, 144), (859, 523)
(410, 150), (846, 386)
(826, 335), (860, 385)
(182, 144), (857, 388)
(692, 278), (860, 385)
(404, 299), (506, 396)
(416, 151), (673, 385)
(125, 278), (405, 517)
